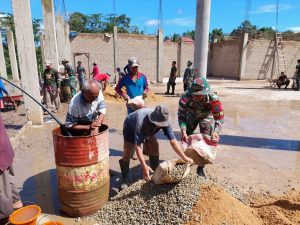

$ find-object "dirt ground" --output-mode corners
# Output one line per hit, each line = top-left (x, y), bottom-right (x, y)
(2, 78), (300, 225)
(186, 182), (300, 225)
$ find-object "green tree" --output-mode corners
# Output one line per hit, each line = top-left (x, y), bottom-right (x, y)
(86, 14), (104, 33)
(182, 30), (195, 40)
(230, 20), (257, 38)
(68, 12), (88, 32)
(209, 28), (224, 42)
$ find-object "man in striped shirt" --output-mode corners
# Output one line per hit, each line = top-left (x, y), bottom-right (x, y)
(65, 80), (106, 136)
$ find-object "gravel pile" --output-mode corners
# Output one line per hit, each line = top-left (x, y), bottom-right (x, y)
(87, 166), (201, 225)
(168, 163), (189, 181)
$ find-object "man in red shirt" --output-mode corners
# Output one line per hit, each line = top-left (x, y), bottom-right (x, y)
(93, 73), (111, 91)
(91, 63), (100, 78)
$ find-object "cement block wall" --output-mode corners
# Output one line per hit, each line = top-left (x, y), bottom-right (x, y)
(118, 34), (158, 81)
(211, 39), (241, 79)
(240, 39), (300, 80)
(71, 33), (196, 82)
(162, 41), (178, 77)
(70, 33), (300, 81)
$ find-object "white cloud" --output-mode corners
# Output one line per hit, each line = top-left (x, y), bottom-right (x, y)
(251, 4), (292, 14)
(145, 19), (160, 26)
(287, 27), (300, 32)
(177, 9), (183, 14)
(165, 17), (194, 27)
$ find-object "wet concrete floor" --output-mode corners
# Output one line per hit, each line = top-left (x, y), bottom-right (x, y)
(10, 79), (300, 223)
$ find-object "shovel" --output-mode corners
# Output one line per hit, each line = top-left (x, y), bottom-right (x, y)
(0, 76), (72, 136)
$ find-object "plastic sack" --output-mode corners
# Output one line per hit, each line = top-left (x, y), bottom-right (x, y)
(184, 134), (218, 166)
(127, 96), (145, 111)
(151, 159), (190, 185)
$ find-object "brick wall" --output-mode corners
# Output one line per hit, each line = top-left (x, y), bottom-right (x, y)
(244, 39), (300, 79)
(211, 39), (241, 79)
(162, 41), (179, 77)
(71, 33), (160, 81)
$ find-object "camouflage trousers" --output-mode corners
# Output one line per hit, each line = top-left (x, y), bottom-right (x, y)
(186, 115), (215, 136)
(69, 76), (77, 97)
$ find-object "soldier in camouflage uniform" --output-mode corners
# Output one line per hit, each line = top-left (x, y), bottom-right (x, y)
(43, 61), (61, 113)
(178, 77), (224, 141)
(178, 77), (224, 176)
(183, 60), (195, 91)
(295, 59), (300, 91)
(62, 59), (77, 96)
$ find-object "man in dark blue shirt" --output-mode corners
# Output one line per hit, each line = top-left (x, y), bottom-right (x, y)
(119, 105), (193, 189)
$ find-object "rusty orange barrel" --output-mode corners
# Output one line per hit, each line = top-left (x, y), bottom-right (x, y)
(52, 125), (110, 217)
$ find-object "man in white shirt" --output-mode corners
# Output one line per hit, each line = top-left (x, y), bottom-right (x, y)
(65, 80), (106, 136)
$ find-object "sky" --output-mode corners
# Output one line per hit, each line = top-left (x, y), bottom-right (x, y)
(1, 0), (300, 36)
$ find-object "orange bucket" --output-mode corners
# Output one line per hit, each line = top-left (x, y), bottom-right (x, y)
(43, 222), (63, 225)
(9, 205), (41, 225)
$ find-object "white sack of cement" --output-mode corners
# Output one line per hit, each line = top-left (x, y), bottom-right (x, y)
(184, 134), (218, 166)
(151, 159), (190, 185)
(127, 95), (145, 111)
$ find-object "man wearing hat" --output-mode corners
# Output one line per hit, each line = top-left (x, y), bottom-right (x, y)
(178, 78), (224, 176)
(42, 60), (61, 113)
(62, 59), (77, 97)
(178, 77), (224, 143)
(115, 57), (149, 113)
(183, 60), (195, 91)
(119, 105), (193, 189)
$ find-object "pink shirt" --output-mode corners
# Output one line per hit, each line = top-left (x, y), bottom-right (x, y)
(92, 65), (100, 77)
(0, 114), (14, 172)
(93, 73), (110, 82)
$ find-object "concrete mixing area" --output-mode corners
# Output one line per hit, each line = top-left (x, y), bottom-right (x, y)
(3, 79), (299, 225)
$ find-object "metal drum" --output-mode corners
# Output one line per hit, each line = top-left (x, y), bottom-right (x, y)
(61, 78), (72, 102)
(52, 125), (110, 217)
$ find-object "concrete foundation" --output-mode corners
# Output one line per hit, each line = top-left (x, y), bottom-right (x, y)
(12, 0), (43, 125)
(6, 28), (20, 82)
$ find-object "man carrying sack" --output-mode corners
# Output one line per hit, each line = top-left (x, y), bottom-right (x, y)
(119, 105), (193, 189)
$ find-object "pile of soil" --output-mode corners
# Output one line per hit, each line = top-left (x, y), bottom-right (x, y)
(186, 183), (300, 225)
(186, 183), (262, 225)
(252, 190), (300, 225)
(104, 86), (161, 103)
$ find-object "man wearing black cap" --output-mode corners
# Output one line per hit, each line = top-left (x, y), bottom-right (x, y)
(119, 105), (193, 189)
(62, 59), (77, 96)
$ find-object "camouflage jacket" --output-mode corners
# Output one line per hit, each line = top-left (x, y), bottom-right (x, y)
(178, 91), (224, 133)
(183, 66), (194, 84)
(43, 68), (61, 90)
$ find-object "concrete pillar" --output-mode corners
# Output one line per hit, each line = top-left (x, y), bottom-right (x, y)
(42, 0), (59, 70)
(157, 28), (163, 83)
(113, 26), (118, 83)
(6, 28), (19, 82)
(194, 0), (211, 78)
(238, 33), (249, 80)
(177, 38), (184, 77)
(12, 0), (43, 124)
(64, 22), (72, 65)
(0, 31), (7, 79)
(39, 32), (46, 70)
(55, 15), (65, 63)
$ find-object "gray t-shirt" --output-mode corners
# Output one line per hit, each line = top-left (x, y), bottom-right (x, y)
(123, 108), (176, 144)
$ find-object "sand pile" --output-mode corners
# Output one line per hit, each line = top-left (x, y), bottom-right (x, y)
(186, 183), (262, 225)
(104, 86), (161, 103)
(186, 182), (300, 225)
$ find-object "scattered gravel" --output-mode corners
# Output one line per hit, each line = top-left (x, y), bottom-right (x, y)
(168, 163), (189, 181)
(87, 166), (201, 225)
